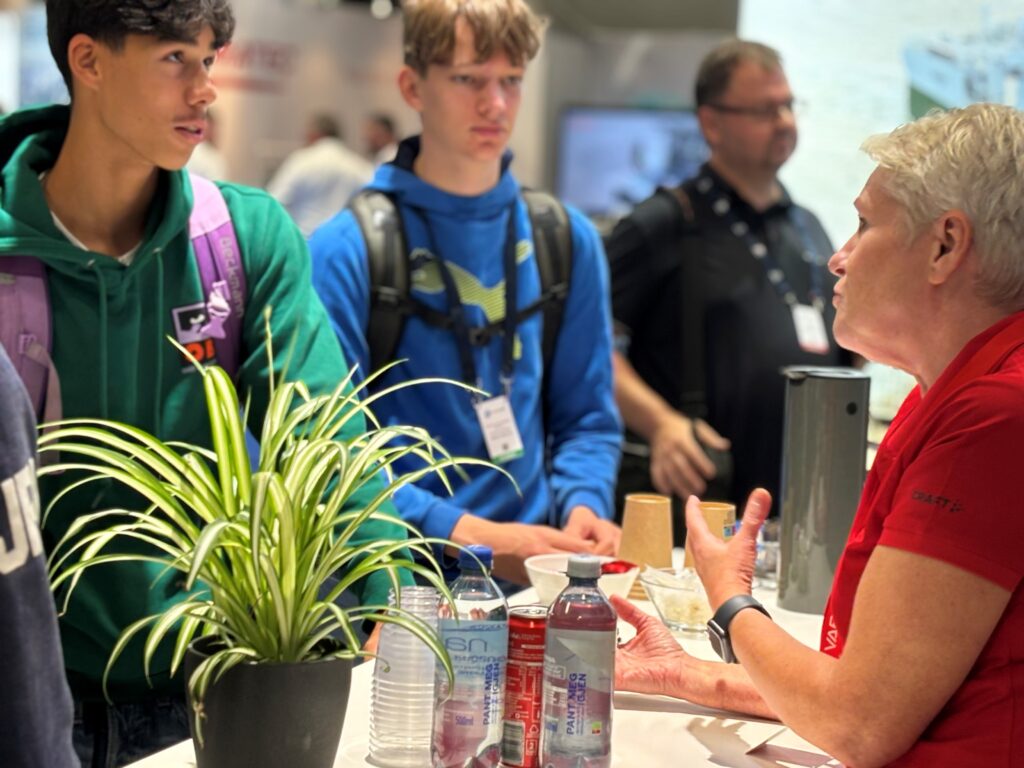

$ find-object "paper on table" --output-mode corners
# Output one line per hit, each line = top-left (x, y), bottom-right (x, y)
(122, 741), (196, 767)
(614, 691), (786, 766)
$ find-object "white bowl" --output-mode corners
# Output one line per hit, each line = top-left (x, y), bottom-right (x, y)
(524, 553), (639, 605)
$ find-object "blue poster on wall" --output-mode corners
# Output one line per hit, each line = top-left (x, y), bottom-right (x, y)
(904, 14), (1024, 116)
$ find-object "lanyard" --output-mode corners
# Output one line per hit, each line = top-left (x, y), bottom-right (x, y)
(414, 203), (520, 396)
(695, 173), (826, 311)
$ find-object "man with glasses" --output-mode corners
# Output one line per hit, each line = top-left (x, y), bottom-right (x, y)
(606, 39), (847, 540)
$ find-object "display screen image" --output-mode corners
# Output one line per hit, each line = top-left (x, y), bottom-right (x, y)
(555, 105), (708, 220)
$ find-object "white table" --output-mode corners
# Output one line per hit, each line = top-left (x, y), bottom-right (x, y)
(129, 587), (837, 768)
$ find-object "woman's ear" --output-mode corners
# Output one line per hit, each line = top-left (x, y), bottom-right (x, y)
(928, 210), (973, 286)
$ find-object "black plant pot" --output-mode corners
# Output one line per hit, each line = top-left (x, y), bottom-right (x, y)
(184, 636), (353, 768)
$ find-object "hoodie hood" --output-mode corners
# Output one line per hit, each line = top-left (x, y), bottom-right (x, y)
(0, 104), (198, 427)
(370, 135), (520, 218)
(0, 103), (195, 285)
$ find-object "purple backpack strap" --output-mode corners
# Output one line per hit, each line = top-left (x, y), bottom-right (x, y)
(188, 172), (247, 378)
(0, 257), (63, 429)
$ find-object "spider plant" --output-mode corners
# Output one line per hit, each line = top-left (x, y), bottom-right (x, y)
(40, 337), (502, 741)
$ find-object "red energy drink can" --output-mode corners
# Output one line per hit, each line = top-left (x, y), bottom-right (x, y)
(501, 605), (548, 768)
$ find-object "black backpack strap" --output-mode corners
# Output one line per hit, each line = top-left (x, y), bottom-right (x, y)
(628, 184), (698, 248)
(349, 190), (412, 374)
(627, 184), (708, 421)
(352, 188), (574, 387)
(522, 189), (573, 371)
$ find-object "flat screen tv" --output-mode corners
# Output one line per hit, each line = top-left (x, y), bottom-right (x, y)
(555, 105), (708, 219)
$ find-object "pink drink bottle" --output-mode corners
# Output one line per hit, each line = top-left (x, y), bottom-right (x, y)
(541, 555), (616, 768)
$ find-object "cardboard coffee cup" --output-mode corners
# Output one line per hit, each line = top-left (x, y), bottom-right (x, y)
(618, 493), (674, 600)
(683, 500), (736, 569)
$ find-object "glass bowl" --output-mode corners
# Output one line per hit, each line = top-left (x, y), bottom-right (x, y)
(638, 567), (712, 633)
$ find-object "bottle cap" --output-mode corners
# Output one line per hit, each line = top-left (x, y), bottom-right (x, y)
(459, 544), (493, 570)
(566, 554), (601, 579)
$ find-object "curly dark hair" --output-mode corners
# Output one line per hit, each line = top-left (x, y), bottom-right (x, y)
(46, 0), (236, 93)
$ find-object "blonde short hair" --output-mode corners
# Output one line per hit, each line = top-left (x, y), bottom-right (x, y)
(402, 0), (544, 75)
(862, 103), (1024, 310)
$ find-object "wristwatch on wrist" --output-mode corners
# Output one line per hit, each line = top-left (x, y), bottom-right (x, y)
(707, 594), (771, 664)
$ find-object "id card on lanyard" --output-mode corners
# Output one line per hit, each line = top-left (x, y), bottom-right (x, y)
(474, 394), (524, 464)
(792, 303), (830, 354)
(419, 203), (526, 465)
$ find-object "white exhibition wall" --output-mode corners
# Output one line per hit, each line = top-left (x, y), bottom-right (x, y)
(214, 0), (719, 190)
(4, 0), (1024, 241)
(209, 0), (410, 186)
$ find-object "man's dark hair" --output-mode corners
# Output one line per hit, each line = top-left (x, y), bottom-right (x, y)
(46, 0), (236, 93)
(369, 112), (396, 138)
(310, 114), (341, 140)
(695, 39), (782, 107)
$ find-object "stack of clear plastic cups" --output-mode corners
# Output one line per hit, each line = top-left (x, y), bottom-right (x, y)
(368, 585), (440, 767)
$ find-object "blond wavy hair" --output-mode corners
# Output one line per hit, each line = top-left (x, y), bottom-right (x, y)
(862, 103), (1024, 310)
(402, 0), (544, 74)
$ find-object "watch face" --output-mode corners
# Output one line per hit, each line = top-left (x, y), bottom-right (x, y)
(708, 621), (729, 662)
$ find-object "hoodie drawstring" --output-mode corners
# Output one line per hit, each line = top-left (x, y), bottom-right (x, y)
(153, 253), (165, 435)
(90, 260), (110, 420)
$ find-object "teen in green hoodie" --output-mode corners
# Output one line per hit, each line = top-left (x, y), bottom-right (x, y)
(0, 2), (407, 765)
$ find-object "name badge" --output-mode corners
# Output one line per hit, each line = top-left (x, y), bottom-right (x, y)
(474, 395), (524, 464)
(791, 303), (830, 355)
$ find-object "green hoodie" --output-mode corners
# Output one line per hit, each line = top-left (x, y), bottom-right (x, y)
(0, 105), (408, 700)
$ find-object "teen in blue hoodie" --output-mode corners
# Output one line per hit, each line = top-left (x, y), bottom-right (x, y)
(310, 0), (622, 585)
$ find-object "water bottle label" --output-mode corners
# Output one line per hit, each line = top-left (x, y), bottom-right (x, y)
(543, 628), (614, 755)
(440, 620), (507, 724)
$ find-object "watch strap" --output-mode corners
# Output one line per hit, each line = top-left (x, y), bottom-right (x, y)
(708, 594), (771, 663)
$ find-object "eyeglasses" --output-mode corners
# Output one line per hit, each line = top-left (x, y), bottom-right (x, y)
(706, 99), (803, 121)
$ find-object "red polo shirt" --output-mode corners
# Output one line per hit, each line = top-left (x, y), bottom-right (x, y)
(821, 312), (1024, 766)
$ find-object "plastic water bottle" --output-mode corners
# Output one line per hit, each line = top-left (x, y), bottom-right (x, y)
(431, 545), (509, 768)
(368, 586), (439, 767)
(541, 554), (616, 768)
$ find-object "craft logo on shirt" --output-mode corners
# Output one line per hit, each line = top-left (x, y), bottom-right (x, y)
(910, 490), (963, 514)
(171, 302), (219, 370)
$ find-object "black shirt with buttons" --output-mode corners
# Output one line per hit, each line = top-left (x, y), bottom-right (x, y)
(607, 163), (850, 509)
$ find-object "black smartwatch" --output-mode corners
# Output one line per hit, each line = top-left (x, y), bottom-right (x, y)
(707, 594), (771, 664)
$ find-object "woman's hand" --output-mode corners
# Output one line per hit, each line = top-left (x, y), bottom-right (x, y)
(612, 595), (688, 697)
(685, 488), (771, 610)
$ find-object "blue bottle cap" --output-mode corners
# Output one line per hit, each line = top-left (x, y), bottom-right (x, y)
(566, 554), (601, 579)
(459, 545), (493, 570)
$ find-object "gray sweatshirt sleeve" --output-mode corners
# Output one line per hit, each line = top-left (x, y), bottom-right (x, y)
(0, 345), (78, 768)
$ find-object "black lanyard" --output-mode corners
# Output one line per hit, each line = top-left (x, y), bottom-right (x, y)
(695, 174), (826, 310)
(414, 203), (520, 396)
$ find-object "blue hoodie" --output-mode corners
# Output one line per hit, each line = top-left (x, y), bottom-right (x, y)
(310, 138), (621, 542)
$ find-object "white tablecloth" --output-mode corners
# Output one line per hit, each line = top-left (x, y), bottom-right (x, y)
(129, 587), (837, 768)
